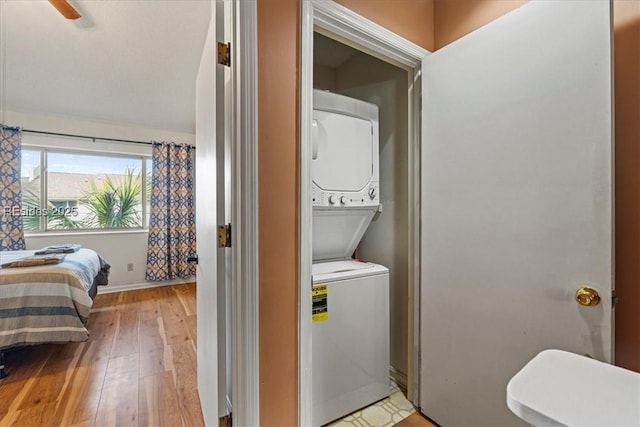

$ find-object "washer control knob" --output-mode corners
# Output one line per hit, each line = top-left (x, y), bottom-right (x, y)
(340, 196), (347, 205)
(328, 195), (335, 205)
(368, 187), (376, 199)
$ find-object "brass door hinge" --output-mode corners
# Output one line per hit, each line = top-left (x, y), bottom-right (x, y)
(218, 223), (232, 248)
(218, 42), (231, 67)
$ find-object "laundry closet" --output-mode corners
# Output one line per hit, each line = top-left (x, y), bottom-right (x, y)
(311, 32), (411, 425)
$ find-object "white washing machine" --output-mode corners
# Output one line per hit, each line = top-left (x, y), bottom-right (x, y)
(312, 260), (390, 426)
(311, 90), (390, 426)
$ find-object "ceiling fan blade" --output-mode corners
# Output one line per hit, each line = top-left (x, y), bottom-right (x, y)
(49, 0), (81, 20)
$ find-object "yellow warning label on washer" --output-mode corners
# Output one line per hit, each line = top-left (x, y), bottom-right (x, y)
(312, 284), (328, 323)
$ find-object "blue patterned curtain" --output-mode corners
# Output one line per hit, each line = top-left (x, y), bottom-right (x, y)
(0, 127), (26, 251)
(145, 142), (196, 280)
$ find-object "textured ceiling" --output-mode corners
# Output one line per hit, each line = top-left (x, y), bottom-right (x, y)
(3, 0), (210, 133)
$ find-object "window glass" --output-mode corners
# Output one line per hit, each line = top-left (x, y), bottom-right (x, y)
(46, 151), (144, 230)
(21, 148), (42, 231)
(145, 158), (153, 227)
(20, 147), (150, 232)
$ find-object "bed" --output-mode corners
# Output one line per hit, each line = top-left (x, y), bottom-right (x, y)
(0, 248), (110, 377)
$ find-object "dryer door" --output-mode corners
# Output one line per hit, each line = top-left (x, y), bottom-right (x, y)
(312, 110), (373, 192)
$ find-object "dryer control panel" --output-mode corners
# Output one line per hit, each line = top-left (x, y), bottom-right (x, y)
(312, 182), (379, 207)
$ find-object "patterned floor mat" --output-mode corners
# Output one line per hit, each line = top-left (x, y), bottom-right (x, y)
(328, 382), (415, 427)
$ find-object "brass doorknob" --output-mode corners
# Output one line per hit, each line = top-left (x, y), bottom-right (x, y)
(576, 287), (600, 307)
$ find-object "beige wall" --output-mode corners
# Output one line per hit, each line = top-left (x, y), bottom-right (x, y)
(335, 0), (435, 51)
(313, 63), (336, 91)
(334, 54), (410, 380)
(257, 0), (299, 425)
(613, 0), (640, 373)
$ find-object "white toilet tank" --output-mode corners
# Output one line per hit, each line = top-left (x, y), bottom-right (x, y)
(507, 349), (640, 426)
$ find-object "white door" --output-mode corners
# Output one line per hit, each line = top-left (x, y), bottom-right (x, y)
(195, 0), (231, 424)
(420, 1), (613, 425)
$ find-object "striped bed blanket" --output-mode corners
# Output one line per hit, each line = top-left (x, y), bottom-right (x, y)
(0, 248), (105, 350)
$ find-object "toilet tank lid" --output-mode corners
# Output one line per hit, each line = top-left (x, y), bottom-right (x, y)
(506, 349), (640, 427)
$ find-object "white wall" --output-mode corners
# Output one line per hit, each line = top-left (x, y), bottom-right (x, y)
(24, 231), (151, 289)
(334, 54), (410, 379)
(6, 110), (195, 289)
(5, 110), (195, 146)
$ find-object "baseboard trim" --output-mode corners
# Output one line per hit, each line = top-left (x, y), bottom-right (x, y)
(390, 366), (408, 391)
(99, 277), (195, 294)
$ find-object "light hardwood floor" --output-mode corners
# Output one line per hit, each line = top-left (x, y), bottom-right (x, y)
(0, 283), (203, 427)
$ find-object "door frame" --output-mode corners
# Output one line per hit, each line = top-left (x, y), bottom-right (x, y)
(299, 2), (430, 423)
(196, 1), (259, 425)
(231, 0), (260, 425)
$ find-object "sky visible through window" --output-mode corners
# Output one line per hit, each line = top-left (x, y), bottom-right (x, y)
(22, 150), (144, 177)
(21, 150), (38, 177)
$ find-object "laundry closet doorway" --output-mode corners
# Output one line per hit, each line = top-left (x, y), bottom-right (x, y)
(313, 32), (414, 396)
(300, 2), (427, 425)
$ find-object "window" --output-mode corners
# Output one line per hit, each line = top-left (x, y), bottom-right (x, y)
(21, 148), (151, 232)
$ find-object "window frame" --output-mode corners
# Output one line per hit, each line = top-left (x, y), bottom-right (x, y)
(22, 145), (152, 234)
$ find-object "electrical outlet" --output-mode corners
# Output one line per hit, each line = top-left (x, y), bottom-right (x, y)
(127, 263), (134, 272)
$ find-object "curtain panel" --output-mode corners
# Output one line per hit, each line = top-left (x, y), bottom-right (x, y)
(0, 127), (26, 251)
(145, 142), (196, 281)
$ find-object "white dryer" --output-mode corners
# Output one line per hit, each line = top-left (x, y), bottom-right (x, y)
(312, 90), (380, 262)
(311, 90), (390, 426)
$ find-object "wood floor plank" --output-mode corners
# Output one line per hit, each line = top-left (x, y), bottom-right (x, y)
(94, 354), (139, 427)
(0, 402), (57, 427)
(0, 348), (50, 422)
(16, 342), (87, 411)
(139, 315), (173, 378)
(139, 345), (172, 379)
(392, 412), (438, 427)
(174, 283), (197, 316)
(121, 287), (162, 321)
(186, 314), (197, 345)
(44, 340), (88, 362)
(110, 309), (139, 358)
(51, 340), (110, 426)
(171, 341), (204, 427)
(139, 371), (184, 427)
(87, 310), (118, 344)
(158, 288), (191, 345)
(91, 292), (122, 310)
(139, 317), (166, 351)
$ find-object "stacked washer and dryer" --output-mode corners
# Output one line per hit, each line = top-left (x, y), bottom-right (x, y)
(311, 90), (390, 426)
